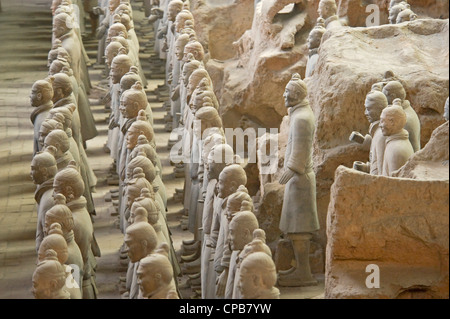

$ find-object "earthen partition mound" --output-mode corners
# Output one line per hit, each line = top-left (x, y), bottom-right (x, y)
(326, 165), (449, 299)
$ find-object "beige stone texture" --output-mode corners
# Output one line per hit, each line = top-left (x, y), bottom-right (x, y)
(325, 166), (449, 298)
(190, 0), (255, 61)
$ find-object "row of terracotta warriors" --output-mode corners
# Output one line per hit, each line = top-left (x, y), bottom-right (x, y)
(31, 0), (102, 299)
(149, 0), (282, 299)
(97, 0), (182, 299)
(31, 0), (184, 300)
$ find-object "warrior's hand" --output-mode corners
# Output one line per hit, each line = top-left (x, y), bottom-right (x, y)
(92, 6), (104, 16)
(349, 131), (365, 144)
(96, 24), (107, 39)
(353, 161), (369, 173)
(215, 268), (229, 298)
(279, 168), (295, 184)
(171, 85), (180, 101)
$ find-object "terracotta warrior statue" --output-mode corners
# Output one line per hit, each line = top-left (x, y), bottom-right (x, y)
(47, 108), (78, 162)
(109, 32), (131, 61)
(318, 0), (343, 29)
(389, 1), (409, 24)
(190, 80), (219, 112)
(239, 229), (272, 260)
(233, 229), (272, 299)
(52, 61), (97, 146)
(129, 134), (163, 188)
(50, 73), (80, 143)
(174, 9), (194, 36)
(115, 2), (132, 18)
(119, 112), (157, 226)
(125, 206), (148, 299)
(238, 251), (280, 299)
(131, 187), (179, 278)
(396, 6), (417, 23)
(212, 164), (247, 298)
(44, 195), (84, 298)
(38, 223), (82, 299)
(96, 0), (120, 41)
(118, 81), (148, 183)
(183, 39), (205, 64)
(165, 0), (184, 85)
(52, 12), (82, 84)
(43, 129), (74, 172)
(31, 77), (55, 155)
(199, 117), (226, 189)
(137, 243), (179, 299)
(197, 111), (226, 235)
(122, 167), (153, 232)
(106, 19), (128, 47)
(169, 52), (201, 161)
(379, 104), (414, 176)
(183, 19), (196, 38)
(201, 143), (235, 299)
(126, 151), (165, 213)
(350, 89), (389, 175)
(108, 49), (134, 163)
(123, 111), (157, 211)
(179, 54), (201, 125)
(211, 185), (253, 292)
(130, 200), (165, 245)
(51, 46), (72, 70)
(181, 70), (212, 212)
(187, 70), (214, 114)
(53, 161), (99, 298)
(38, 119), (64, 155)
(31, 146), (59, 252)
(168, 1), (185, 51)
(96, 0), (120, 66)
(223, 199), (256, 299)
(48, 39), (62, 67)
(305, 18), (326, 78)
(32, 249), (70, 299)
(124, 216), (158, 298)
(126, 110), (156, 153)
(53, 1), (92, 91)
(187, 105), (223, 239)
(125, 206), (158, 300)
(48, 57), (77, 112)
(105, 40), (125, 71)
(382, 80), (421, 152)
(128, 133), (163, 200)
(278, 73), (319, 287)
(39, 223), (68, 264)
(120, 66), (154, 125)
(170, 33), (190, 128)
